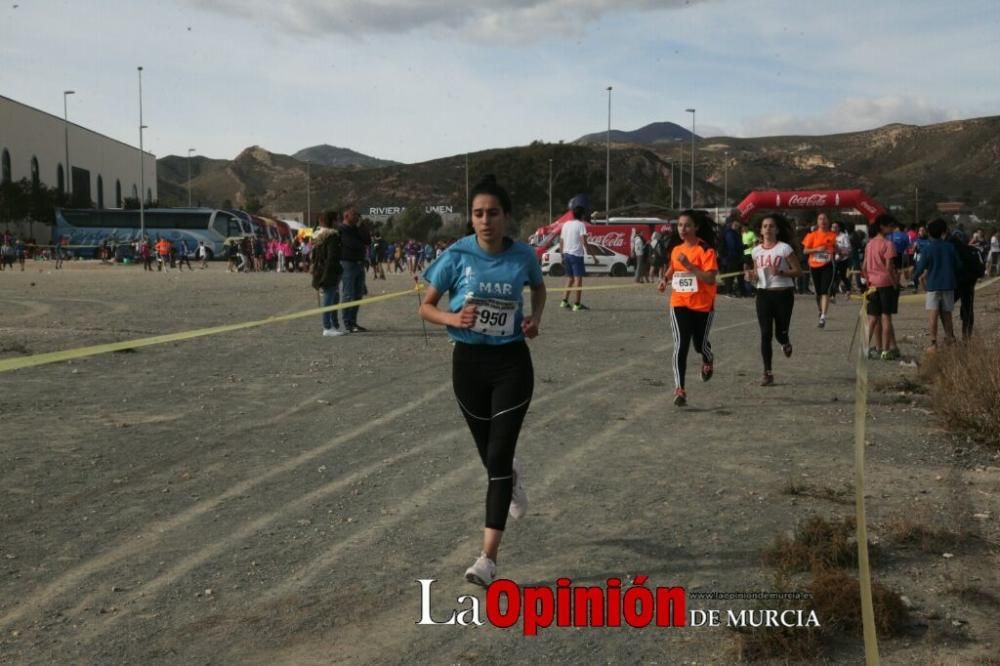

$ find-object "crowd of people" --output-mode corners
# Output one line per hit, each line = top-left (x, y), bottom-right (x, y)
(0, 232), (29, 271)
(224, 236), (311, 273)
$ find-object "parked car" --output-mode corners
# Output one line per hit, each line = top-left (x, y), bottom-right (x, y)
(541, 241), (632, 277)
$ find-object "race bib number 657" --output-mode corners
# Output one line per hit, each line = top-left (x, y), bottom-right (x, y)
(468, 297), (517, 337)
(672, 272), (698, 293)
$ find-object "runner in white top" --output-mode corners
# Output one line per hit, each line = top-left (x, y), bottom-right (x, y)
(745, 213), (803, 386)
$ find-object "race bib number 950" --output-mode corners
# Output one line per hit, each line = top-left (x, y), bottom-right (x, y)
(672, 272), (698, 293)
(468, 298), (517, 337)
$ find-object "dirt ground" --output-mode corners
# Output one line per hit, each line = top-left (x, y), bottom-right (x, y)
(1, 261), (998, 665)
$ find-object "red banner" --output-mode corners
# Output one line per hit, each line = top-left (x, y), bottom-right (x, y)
(736, 189), (887, 222)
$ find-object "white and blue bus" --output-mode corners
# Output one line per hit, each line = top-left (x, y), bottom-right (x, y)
(53, 207), (252, 258)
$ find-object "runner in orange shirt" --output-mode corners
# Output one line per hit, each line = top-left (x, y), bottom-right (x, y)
(801, 213), (837, 328)
(155, 238), (172, 271)
(658, 210), (718, 407)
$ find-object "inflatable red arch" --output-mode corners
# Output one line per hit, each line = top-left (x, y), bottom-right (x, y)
(736, 189), (887, 223)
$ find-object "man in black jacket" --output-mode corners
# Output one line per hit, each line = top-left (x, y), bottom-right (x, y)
(339, 207), (371, 332)
(312, 213), (345, 337)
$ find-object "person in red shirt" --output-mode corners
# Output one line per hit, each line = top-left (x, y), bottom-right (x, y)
(658, 210), (718, 407)
(861, 214), (901, 360)
(801, 213), (837, 328)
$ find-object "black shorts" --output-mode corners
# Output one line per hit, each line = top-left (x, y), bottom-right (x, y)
(890, 255), (903, 271)
(866, 286), (899, 317)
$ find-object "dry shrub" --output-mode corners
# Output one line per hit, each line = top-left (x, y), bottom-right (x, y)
(922, 335), (1000, 448)
(762, 515), (865, 573)
(732, 622), (823, 663)
(730, 572), (823, 663)
(781, 479), (853, 505)
(951, 586), (1000, 609)
(808, 570), (908, 638)
(873, 375), (926, 394)
(884, 515), (969, 553)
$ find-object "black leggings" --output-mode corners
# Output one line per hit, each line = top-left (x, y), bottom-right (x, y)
(835, 259), (851, 294)
(755, 289), (794, 372)
(452, 341), (534, 531)
(811, 264), (835, 307)
(669, 307), (714, 389)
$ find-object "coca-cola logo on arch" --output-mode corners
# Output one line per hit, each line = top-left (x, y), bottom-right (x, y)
(787, 194), (829, 207)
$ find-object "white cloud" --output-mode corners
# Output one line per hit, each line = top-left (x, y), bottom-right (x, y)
(187, 0), (712, 41)
(741, 96), (958, 137)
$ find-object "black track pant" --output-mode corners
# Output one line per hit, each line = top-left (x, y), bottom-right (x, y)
(669, 307), (714, 389)
(452, 341), (534, 531)
(811, 264), (835, 308)
(756, 288), (794, 372)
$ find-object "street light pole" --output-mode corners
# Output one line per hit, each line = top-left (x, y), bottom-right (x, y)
(548, 158), (553, 222)
(686, 108), (696, 207)
(63, 90), (75, 200)
(667, 159), (674, 209)
(465, 153), (470, 225)
(306, 161), (311, 227)
(138, 66), (145, 240)
(606, 86), (613, 222)
(678, 145), (684, 210)
(723, 150), (729, 209)
(187, 148), (196, 206)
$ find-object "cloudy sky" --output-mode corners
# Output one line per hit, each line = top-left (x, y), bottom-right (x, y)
(3, 0), (998, 163)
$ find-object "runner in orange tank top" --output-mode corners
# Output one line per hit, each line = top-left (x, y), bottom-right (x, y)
(801, 212), (837, 328)
(657, 210), (718, 407)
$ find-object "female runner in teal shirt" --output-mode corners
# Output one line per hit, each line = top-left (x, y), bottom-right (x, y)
(419, 175), (546, 587)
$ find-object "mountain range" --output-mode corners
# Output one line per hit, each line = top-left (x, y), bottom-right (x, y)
(157, 116), (1000, 225)
(292, 144), (398, 169)
(576, 121), (699, 146)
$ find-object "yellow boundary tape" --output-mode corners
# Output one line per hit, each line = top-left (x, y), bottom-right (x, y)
(0, 271), (763, 373)
(853, 289), (880, 666)
(0, 287), (421, 373)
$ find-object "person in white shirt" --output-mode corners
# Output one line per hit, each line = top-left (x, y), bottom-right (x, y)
(988, 232), (1000, 277)
(631, 228), (649, 283)
(744, 213), (803, 386)
(558, 206), (596, 311)
(832, 221), (853, 297)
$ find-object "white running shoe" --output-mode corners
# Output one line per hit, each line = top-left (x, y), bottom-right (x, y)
(509, 457), (528, 520)
(322, 328), (347, 337)
(464, 552), (496, 587)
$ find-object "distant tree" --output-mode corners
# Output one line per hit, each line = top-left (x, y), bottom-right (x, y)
(393, 207), (443, 242)
(221, 198), (233, 209)
(0, 178), (63, 223)
(245, 195), (264, 214)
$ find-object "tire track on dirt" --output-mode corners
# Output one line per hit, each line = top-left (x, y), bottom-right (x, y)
(0, 357), (446, 525)
(247, 394), (664, 666)
(255, 320), (754, 603)
(58, 343), (675, 645)
(0, 382), (450, 631)
(236, 320), (758, 663)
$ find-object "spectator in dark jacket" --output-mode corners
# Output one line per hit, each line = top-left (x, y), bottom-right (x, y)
(338, 207), (371, 332)
(721, 220), (745, 296)
(950, 230), (985, 339)
(312, 214), (345, 337)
